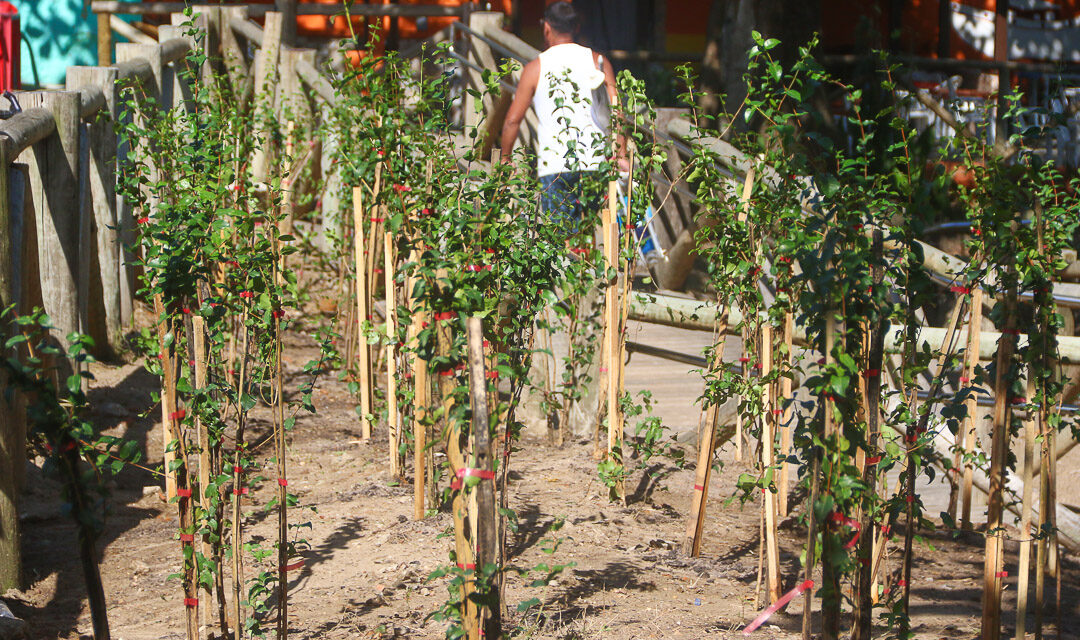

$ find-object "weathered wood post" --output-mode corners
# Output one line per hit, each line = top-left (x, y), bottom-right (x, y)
(97, 10), (112, 65)
(67, 67), (122, 359)
(17, 91), (82, 352)
(464, 12), (502, 138)
(0, 135), (21, 593)
(251, 11), (284, 183)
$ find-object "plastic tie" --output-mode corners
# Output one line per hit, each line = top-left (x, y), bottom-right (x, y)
(455, 562), (476, 570)
(1002, 328), (1020, 335)
(486, 371), (498, 380)
(995, 571), (1008, 578)
(905, 494), (914, 503)
(862, 369), (880, 378)
(184, 598), (199, 608)
(694, 484), (705, 491)
(739, 357), (751, 363)
(239, 291), (254, 299)
(170, 409), (186, 421)
(233, 465), (243, 474)
(179, 533), (195, 542)
(278, 478), (288, 487)
(897, 579), (908, 587)
(950, 285), (971, 294)
(960, 376), (971, 383)
(282, 559), (305, 572)
(742, 580), (814, 635)
(865, 455), (881, 466)
(176, 488), (192, 498)
(370, 217), (385, 223)
(434, 311), (458, 321)
(233, 487), (249, 496)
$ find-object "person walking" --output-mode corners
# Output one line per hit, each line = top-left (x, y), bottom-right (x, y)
(499, 1), (625, 223)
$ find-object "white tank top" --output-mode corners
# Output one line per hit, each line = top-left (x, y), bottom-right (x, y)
(532, 43), (607, 177)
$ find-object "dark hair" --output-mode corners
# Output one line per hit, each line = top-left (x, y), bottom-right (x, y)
(543, 1), (579, 35)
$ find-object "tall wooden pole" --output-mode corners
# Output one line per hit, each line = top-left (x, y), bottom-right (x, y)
(352, 187), (372, 441)
(466, 317), (500, 638)
(982, 274), (1018, 640)
(1016, 378), (1037, 640)
(603, 180), (623, 502)
(761, 324), (781, 603)
(385, 227), (400, 478)
(961, 286), (984, 529)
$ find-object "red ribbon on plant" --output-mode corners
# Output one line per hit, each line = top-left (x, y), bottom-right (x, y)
(233, 465), (243, 474)
(176, 488), (192, 498)
(281, 559), (305, 572)
(278, 478), (288, 487)
(184, 598), (199, 608)
(995, 571), (1008, 578)
(233, 487), (248, 496)
(742, 580), (814, 635)
(455, 562), (476, 570)
(170, 410), (186, 421)
(829, 512), (861, 550)
(694, 484), (705, 491)
(179, 533), (195, 542)
(950, 285), (971, 294)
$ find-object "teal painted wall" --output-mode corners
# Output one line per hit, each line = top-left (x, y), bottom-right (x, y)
(13, 0), (139, 87)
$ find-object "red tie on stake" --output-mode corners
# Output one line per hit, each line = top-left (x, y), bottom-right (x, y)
(743, 580), (814, 634)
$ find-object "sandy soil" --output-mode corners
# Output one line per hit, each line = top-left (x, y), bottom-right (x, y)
(3, 311), (1079, 640)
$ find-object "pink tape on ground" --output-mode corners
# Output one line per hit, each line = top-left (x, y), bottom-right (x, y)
(743, 580), (814, 635)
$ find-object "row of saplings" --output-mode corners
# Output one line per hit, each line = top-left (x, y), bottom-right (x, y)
(9, 24), (1076, 640)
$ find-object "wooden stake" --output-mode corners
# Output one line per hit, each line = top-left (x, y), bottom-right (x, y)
(682, 166), (755, 557)
(1016, 377), (1037, 640)
(352, 186), (372, 441)
(273, 224), (289, 640)
(761, 324), (781, 603)
(385, 227), (400, 478)
(777, 311), (794, 518)
(853, 230), (886, 640)
(155, 295), (179, 499)
(982, 272), (1018, 640)
(821, 312), (840, 640)
(466, 317), (500, 638)
(411, 282), (429, 520)
(962, 286), (984, 529)
(192, 315), (211, 628)
(603, 179), (624, 503)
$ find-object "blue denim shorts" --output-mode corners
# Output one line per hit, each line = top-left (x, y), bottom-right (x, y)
(539, 171), (601, 231)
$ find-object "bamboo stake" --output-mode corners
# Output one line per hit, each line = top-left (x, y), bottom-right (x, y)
(777, 311), (793, 518)
(962, 286), (984, 529)
(411, 285), (429, 521)
(155, 295), (179, 500)
(385, 226), (400, 478)
(853, 230), (886, 640)
(761, 324), (781, 603)
(230, 322), (250, 639)
(821, 312), (840, 640)
(603, 179), (624, 503)
(1016, 378), (1037, 640)
(192, 315), (211, 628)
(273, 222), (289, 640)
(682, 166), (754, 557)
(982, 273), (1018, 640)
(466, 317), (500, 638)
(352, 186), (372, 441)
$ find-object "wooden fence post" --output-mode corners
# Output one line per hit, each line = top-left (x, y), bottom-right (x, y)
(464, 12), (502, 138)
(97, 11), (112, 65)
(251, 11), (284, 184)
(67, 66), (123, 359)
(17, 91), (82, 353)
(221, 6), (249, 97)
(116, 42), (164, 323)
(0, 137), (22, 593)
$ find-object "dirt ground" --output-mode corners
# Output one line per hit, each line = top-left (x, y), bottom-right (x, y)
(4, 312), (1080, 640)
